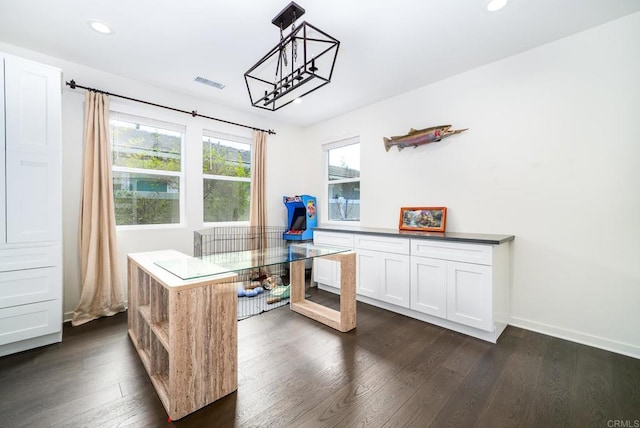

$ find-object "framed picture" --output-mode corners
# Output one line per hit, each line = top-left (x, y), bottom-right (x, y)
(399, 207), (447, 232)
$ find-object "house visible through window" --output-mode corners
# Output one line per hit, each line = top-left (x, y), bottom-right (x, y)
(110, 113), (184, 226)
(203, 132), (252, 222)
(325, 138), (360, 222)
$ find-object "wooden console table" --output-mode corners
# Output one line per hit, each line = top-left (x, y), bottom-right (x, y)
(127, 244), (355, 421)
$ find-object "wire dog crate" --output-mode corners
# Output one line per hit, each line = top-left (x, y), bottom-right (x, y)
(194, 226), (290, 320)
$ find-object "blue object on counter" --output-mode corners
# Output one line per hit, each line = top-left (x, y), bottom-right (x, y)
(283, 195), (317, 241)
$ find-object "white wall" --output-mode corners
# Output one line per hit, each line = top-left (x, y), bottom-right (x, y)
(0, 41), (305, 320)
(301, 13), (640, 358)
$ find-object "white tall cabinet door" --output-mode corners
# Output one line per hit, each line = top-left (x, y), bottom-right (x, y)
(446, 261), (492, 331)
(4, 56), (61, 155)
(0, 55), (6, 244)
(3, 56), (61, 243)
(410, 257), (448, 318)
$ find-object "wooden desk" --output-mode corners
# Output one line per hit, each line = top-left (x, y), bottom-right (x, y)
(127, 246), (356, 421)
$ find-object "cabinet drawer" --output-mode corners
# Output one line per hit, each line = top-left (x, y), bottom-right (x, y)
(354, 234), (409, 255)
(313, 231), (354, 248)
(0, 299), (62, 345)
(411, 240), (492, 265)
(0, 244), (61, 272)
(0, 266), (61, 308)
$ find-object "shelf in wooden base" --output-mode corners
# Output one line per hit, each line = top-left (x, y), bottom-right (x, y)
(127, 250), (239, 422)
(289, 252), (356, 332)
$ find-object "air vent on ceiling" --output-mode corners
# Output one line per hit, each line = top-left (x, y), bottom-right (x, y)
(194, 76), (226, 89)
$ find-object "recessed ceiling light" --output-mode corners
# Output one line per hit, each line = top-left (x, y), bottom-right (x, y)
(487, 0), (508, 12)
(89, 20), (113, 35)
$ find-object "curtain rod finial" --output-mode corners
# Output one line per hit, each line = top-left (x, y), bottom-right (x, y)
(67, 79), (77, 89)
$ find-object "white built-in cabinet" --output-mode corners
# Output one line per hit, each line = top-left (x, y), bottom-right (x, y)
(314, 228), (512, 343)
(312, 231), (353, 294)
(313, 232), (411, 307)
(354, 234), (410, 308)
(411, 240), (496, 332)
(0, 53), (62, 357)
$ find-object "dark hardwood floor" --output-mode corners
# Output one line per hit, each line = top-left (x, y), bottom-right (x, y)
(1, 289), (639, 427)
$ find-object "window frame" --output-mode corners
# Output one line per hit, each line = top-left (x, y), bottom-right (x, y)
(202, 130), (253, 225)
(109, 111), (186, 230)
(323, 136), (361, 224)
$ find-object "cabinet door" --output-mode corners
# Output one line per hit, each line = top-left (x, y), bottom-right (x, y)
(356, 250), (379, 299)
(0, 55), (5, 244)
(379, 253), (410, 308)
(446, 262), (492, 331)
(314, 257), (337, 289)
(4, 56), (61, 243)
(410, 257), (447, 318)
(4, 56), (61, 156)
(313, 231), (353, 290)
(6, 151), (62, 243)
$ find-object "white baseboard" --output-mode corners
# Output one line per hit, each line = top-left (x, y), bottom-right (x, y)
(510, 316), (640, 360)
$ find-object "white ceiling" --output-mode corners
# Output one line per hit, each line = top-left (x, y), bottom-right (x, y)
(1, 0), (639, 127)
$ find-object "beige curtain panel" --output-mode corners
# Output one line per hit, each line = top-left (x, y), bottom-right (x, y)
(250, 130), (268, 249)
(72, 91), (126, 326)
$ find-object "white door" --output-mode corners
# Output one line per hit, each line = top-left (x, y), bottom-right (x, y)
(410, 257), (447, 318)
(379, 253), (410, 308)
(446, 261), (492, 331)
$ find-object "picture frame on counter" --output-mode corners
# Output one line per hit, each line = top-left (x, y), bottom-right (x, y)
(399, 206), (447, 232)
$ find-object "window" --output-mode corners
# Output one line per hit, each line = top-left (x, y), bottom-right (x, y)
(202, 132), (252, 222)
(110, 113), (184, 226)
(325, 138), (360, 222)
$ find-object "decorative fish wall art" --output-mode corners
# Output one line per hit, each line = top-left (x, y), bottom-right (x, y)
(383, 125), (468, 152)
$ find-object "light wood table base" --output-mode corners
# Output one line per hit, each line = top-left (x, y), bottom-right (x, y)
(127, 251), (238, 421)
(290, 252), (356, 332)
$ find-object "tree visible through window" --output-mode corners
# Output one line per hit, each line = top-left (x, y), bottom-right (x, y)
(110, 115), (183, 226)
(203, 133), (251, 222)
(326, 140), (360, 221)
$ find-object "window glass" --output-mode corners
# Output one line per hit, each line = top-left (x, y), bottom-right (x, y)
(325, 141), (360, 222)
(328, 144), (360, 180)
(203, 134), (252, 222)
(110, 115), (183, 226)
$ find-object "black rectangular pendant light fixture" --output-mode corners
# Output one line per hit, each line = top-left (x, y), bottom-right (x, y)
(244, 2), (340, 111)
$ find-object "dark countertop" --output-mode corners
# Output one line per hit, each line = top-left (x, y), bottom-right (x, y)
(313, 225), (515, 245)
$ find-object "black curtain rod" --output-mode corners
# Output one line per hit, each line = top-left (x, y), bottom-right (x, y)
(65, 80), (276, 135)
